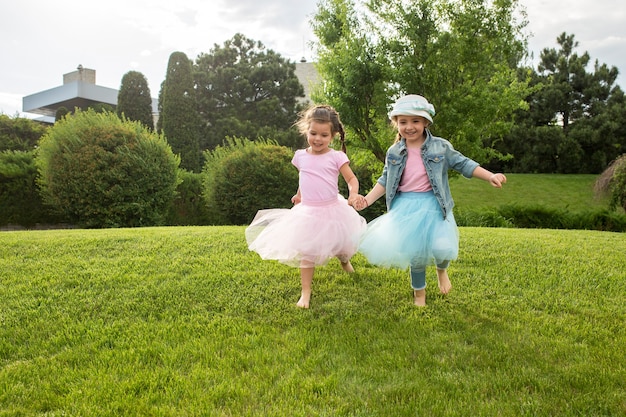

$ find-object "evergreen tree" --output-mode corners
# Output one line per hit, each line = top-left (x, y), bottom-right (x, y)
(194, 34), (304, 150)
(493, 33), (626, 173)
(55, 106), (70, 122)
(159, 52), (201, 172)
(117, 70), (154, 130)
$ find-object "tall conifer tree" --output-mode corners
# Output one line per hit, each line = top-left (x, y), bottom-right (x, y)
(159, 52), (201, 172)
(117, 71), (154, 130)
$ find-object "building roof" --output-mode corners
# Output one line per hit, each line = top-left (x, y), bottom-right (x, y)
(22, 81), (119, 118)
(22, 66), (157, 123)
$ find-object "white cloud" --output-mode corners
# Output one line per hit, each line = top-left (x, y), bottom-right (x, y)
(1, 0), (624, 118)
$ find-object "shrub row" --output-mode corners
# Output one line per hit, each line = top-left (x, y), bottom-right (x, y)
(455, 205), (626, 232)
(2, 113), (625, 232)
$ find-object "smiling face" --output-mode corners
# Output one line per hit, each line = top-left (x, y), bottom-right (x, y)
(306, 121), (334, 154)
(396, 115), (429, 146)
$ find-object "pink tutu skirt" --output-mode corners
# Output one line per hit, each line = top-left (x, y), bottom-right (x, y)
(245, 195), (367, 267)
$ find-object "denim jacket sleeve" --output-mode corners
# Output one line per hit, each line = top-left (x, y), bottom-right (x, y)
(423, 134), (479, 219)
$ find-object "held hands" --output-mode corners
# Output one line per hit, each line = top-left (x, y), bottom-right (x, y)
(489, 173), (507, 188)
(348, 194), (368, 211)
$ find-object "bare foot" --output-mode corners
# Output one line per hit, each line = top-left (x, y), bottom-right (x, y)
(413, 289), (426, 307)
(437, 269), (452, 294)
(340, 260), (354, 273)
(296, 291), (311, 309)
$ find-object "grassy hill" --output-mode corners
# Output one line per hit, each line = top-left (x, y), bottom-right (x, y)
(1, 225), (624, 416)
(450, 173), (610, 212)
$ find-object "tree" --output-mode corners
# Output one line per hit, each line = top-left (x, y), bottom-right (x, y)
(159, 51), (201, 172)
(194, 33), (305, 150)
(539, 34), (626, 173)
(117, 70), (154, 130)
(312, 0), (532, 164)
(494, 33), (626, 173)
(55, 106), (70, 122)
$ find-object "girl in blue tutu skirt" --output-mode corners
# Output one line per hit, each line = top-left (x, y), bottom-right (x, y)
(245, 105), (366, 308)
(353, 95), (507, 306)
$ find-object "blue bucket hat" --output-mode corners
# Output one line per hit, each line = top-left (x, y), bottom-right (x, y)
(388, 94), (436, 124)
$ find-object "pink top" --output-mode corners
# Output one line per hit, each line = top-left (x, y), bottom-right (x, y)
(398, 147), (432, 192)
(292, 149), (349, 205)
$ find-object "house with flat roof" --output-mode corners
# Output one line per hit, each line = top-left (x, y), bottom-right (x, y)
(22, 65), (158, 124)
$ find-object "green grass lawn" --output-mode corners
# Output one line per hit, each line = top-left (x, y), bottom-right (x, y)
(450, 173), (610, 212)
(1, 226), (624, 416)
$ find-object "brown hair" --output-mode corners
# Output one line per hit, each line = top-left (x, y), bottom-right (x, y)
(295, 105), (347, 152)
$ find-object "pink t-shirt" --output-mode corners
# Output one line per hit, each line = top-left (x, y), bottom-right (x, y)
(292, 149), (349, 205)
(398, 147), (432, 192)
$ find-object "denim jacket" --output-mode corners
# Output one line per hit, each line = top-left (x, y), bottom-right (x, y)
(377, 130), (479, 219)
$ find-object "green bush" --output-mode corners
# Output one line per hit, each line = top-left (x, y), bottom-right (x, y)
(454, 208), (514, 228)
(0, 114), (48, 152)
(0, 150), (56, 227)
(456, 204), (626, 232)
(36, 109), (180, 228)
(167, 170), (211, 225)
(203, 138), (298, 225)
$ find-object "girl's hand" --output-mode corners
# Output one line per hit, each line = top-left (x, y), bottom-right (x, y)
(291, 194), (301, 205)
(349, 195), (368, 211)
(489, 173), (507, 188)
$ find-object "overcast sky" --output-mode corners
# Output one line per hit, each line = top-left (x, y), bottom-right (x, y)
(1, 0), (624, 118)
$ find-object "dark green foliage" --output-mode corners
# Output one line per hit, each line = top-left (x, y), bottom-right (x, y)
(458, 204), (626, 232)
(492, 33), (626, 174)
(167, 170), (211, 226)
(89, 103), (115, 113)
(496, 204), (572, 229)
(36, 109), (180, 228)
(194, 34), (304, 151)
(0, 150), (55, 226)
(0, 114), (47, 152)
(453, 208), (514, 228)
(203, 138), (298, 225)
(55, 106), (70, 122)
(117, 71), (154, 130)
(160, 51), (201, 172)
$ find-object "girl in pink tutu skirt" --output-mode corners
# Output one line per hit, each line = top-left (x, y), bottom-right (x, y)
(245, 105), (366, 308)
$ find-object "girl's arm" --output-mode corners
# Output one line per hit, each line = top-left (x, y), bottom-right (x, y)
(472, 166), (507, 188)
(340, 163), (360, 201)
(363, 183), (386, 208)
(291, 187), (302, 205)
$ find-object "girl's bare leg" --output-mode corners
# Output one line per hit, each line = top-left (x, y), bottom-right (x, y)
(413, 288), (426, 306)
(340, 259), (354, 273)
(436, 268), (452, 294)
(297, 267), (314, 308)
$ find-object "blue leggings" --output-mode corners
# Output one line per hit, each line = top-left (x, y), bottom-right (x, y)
(410, 260), (450, 290)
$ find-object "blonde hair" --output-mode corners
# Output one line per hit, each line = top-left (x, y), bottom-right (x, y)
(295, 105), (347, 152)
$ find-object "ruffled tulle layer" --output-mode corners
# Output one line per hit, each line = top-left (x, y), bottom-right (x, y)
(245, 195), (366, 267)
(359, 191), (459, 268)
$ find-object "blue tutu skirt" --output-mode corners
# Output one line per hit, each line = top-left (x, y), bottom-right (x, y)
(245, 195), (367, 267)
(359, 191), (459, 268)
